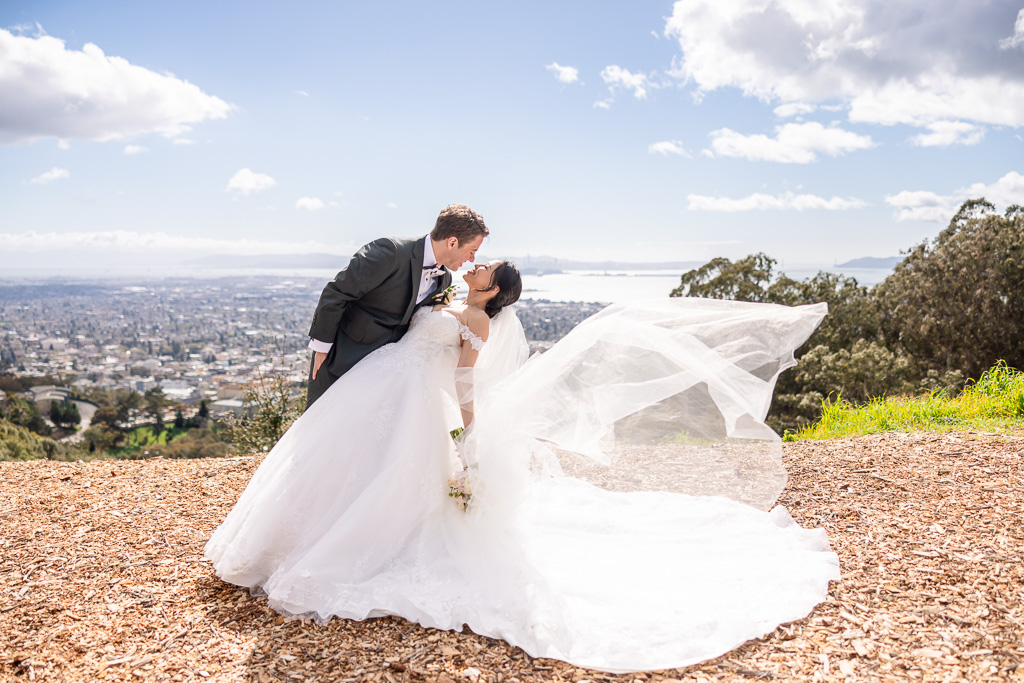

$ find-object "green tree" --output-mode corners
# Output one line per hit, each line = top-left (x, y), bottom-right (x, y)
(83, 424), (122, 452)
(875, 199), (1024, 378)
(48, 400), (81, 428)
(670, 253), (777, 301)
(92, 405), (123, 431)
(3, 396), (51, 437)
(765, 271), (880, 352)
(144, 387), (167, 430)
(64, 401), (81, 426)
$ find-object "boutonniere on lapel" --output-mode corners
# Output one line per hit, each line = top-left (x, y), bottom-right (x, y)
(431, 284), (458, 306)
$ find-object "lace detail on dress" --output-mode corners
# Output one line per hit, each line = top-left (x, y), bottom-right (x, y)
(457, 321), (485, 351)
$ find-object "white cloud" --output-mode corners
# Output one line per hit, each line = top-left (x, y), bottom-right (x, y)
(226, 169), (276, 196)
(57, 139), (69, 150)
(910, 121), (986, 147)
(296, 197), (325, 211)
(172, 138), (195, 145)
(29, 167), (69, 184)
(886, 171), (1024, 222)
(593, 99), (613, 110)
(123, 144), (148, 155)
(648, 140), (691, 157)
(665, 1), (1024, 129)
(386, 202), (398, 209)
(0, 229), (354, 256)
(773, 102), (816, 118)
(961, 171), (1024, 208)
(884, 190), (955, 222)
(688, 191), (866, 212)
(999, 8), (1024, 49)
(706, 122), (875, 163)
(0, 28), (233, 145)
(601, 65), (650, 99)
(293, 90), (310, 97)
(545, 62), (579, 84)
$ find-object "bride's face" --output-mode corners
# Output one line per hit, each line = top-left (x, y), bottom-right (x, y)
(463, 260), (502, 291)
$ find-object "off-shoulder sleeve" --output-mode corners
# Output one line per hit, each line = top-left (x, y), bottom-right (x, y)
(457, 320), (486, 351)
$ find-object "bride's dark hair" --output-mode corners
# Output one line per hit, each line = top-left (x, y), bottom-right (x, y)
(483, 261), (523, 319)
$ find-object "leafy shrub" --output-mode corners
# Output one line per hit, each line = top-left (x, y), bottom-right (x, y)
(794, 340), (912, 404)
(225, 374), (305, 455)
(0, 418), (64, 461)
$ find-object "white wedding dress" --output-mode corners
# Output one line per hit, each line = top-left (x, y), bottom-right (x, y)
(206, 300), (840, 673)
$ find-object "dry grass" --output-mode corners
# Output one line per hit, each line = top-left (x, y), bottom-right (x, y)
(1, 432), (1022, 682)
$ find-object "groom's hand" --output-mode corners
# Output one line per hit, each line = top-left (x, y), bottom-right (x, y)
(311, 351), (327, 380)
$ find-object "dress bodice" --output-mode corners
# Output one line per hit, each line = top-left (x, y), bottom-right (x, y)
(402, 307), (485, 352)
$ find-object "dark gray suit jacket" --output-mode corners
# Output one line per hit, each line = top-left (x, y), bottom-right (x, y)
(308, 236), (452, 384)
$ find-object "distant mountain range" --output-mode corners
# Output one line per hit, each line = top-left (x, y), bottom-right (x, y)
(835, 256), (903, 269)
(186, 254), (350, 269)
(187, 252), (902, 273)
(506, 256), (704, 272)
(188, 253), (704, 272)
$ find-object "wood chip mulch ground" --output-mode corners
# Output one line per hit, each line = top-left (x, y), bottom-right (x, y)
(1, 431), (1022, 682)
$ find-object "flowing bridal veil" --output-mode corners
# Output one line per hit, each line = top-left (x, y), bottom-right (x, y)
(456, 298), (840, 671)
(466, 298), (828, 513)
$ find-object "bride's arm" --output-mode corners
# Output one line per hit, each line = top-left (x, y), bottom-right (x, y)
(455, 310), (490, 429)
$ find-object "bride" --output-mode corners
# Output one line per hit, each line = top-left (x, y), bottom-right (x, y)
(206, 260), (840, 673)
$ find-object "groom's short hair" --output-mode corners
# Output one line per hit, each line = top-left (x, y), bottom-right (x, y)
(431, 204), (489, 245)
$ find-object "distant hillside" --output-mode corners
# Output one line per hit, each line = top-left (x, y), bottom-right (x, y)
(837, 256), (903, 269)
(187, 254), (350, 269)
(189, 253), (704, 272)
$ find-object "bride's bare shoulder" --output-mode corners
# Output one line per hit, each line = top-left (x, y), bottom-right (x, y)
(464, 307), (490, 343)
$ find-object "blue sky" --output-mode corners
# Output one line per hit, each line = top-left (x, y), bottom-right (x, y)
(2, 0), (1023, 271)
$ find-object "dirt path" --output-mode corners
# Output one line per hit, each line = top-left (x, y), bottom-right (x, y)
(1, 432), (1022, 682)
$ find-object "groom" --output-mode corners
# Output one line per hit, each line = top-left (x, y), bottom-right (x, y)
(305, 204), (489, 408)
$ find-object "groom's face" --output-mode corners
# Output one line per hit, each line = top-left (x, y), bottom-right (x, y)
(440, 235), (484, 270)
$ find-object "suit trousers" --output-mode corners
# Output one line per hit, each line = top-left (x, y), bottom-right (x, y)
(306, 355), (339, 409)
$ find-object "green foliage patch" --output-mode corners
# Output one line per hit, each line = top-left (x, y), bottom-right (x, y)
(108, 425), (189, 454)
(789, 361), (1024, 440)
(226, 374), (305, 456)
(0, 418), (63, 461)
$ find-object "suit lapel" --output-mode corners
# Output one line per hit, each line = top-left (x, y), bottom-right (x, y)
(403, 237), (427, 324)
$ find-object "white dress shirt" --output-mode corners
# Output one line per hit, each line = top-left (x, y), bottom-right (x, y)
(416, 234), (441, 305)
(308, 235), (438, 353)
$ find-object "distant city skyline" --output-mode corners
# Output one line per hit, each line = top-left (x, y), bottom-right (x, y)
(2, 1), (1023, 272)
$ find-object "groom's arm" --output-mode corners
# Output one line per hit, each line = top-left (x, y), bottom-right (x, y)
(308, 238), (401, 349)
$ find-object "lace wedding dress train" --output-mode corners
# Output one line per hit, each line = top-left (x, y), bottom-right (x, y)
(206, 301), (840, 673)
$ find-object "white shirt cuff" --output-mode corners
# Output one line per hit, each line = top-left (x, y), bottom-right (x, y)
(308, 338), (333, 353)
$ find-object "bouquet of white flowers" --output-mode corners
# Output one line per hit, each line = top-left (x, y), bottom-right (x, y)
(448, 427), (471, 509)
(448, 470), (472, 510)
